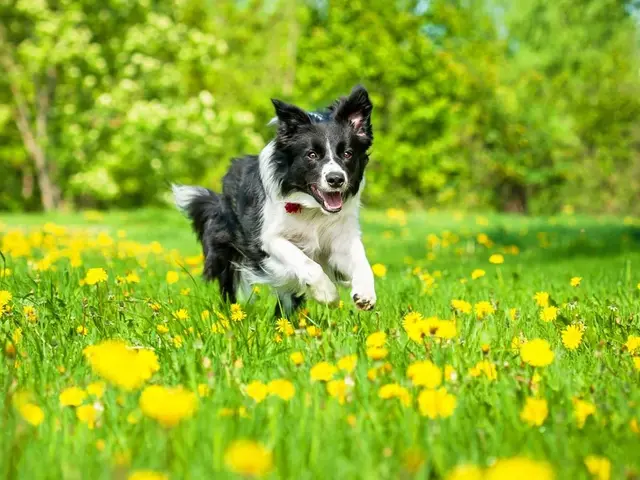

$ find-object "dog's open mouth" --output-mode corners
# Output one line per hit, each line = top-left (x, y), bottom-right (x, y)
(311, 185), (343, 213)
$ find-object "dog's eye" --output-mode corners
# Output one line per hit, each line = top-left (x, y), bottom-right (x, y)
(343, 150), (353, 160)
(307, 151), (318, 160)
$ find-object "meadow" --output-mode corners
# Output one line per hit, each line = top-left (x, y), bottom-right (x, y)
(1, 208), (639, 480)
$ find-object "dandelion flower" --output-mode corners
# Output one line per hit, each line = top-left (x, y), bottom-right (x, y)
(378, 383), (412, 407)
(85, 268), (108, 285)
(633, 357), (640, 371)
(310, 362), (337, 382)
(485, 457), (554, 480)
(366, 331), (387, 348)
(573, 398), (596, 429)
(451, 299), (472, 314)
(445, 465), (484, 480)
(625, 335), (640, 355)
(173, 309), (189, 321)
(165, 271), (179, 284)
(59, 387), (87, 407)
(290, 351), (304, 366)
(540, 306), (559, 323)
(267, 379), (295, 401)
(474, 301), (495, 319)
(83, 340), (159, 391)
(128, 471), (169, 480)
(407, 361), (442, 389)
(126, 272), (140, 284)
(520, 397), (548, 427)
(469, 360), (497, 381)
(337, 354), (357, 373)
(534, 292), (550, 308)
(275, 318), (294, 336)
(570, 277), (582, 287)
(230, 304), (246, 322)
(327, 379), (349, 404)
(562, 325), (583, 350)
(471, 269), (485, 280)
(224, 440), (272, 477)
(23, 305), (37, 323)
(366, 346), (389, 360)
(520, 339), (554, 367)
(489, 254), (504, 264)
(139, 385), (197, 427)
(87, 382), (106, 399)
(371, 263), (387, 278)
(418, 387), (456, 419)
(584, 456), (610, 480)
(18, 403), (44, 427)
(156, 324), (169, 334)
(306, 325), (321, 337)
(245, 381), (268, 403)
(76, 404), (99, 429)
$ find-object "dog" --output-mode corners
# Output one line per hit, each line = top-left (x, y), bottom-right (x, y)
(172, 85), (376, 317)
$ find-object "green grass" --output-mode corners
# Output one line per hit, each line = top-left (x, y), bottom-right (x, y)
(1, 209), (640, 479)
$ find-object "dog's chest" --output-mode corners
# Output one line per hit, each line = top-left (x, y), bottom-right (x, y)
(276, 210), (345, 258)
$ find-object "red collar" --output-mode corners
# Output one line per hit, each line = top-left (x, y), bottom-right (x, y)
(284, 203), (302, 214)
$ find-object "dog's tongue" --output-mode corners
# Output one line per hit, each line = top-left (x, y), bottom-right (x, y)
(321, 191), (343, 210)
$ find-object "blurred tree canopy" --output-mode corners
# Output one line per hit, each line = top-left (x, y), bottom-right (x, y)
(1, 0), (639, 214)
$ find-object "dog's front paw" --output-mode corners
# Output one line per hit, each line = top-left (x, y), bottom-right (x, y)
(308, 269), (339, 306)
(352, 284), (376, 311)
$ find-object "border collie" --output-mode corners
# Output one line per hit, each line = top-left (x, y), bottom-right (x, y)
(172, 85), (376, 316)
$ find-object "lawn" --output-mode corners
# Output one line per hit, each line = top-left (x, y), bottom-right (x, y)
(1, 208), (639, 480)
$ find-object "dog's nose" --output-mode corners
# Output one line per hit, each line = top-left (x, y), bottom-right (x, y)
(326, 172), (345, 188)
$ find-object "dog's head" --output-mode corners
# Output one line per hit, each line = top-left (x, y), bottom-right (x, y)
(267, 85), (373, 214)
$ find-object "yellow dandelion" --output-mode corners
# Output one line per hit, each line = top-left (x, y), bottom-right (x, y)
(87, 381), (106, 399)
(584, 456), (610, 480)
(172, 309), (189, 321)
(246, 381), (268, 403)
(488, 254), (504, 264)
(485, 457), (554, 480)
(83, 340), (159, 391)
(378, 383), (412, 407)
(474, 301), (495, 319)
(310, 362), (337, 382)
(366, 331), (387, 348)
(128, 471), (169, 480)
(76, 325), (88, 336)
(230, 304), (246, 322)
(76, 404), (99, 429)
(573, 398), (596, 429)
(337, 354), (357, 373)
(570, 277), (582, 287)
(125, 272), (140, 284)
(540, 306), (559, 323)
(327, 379), (349, 404)
(156, 324), (169, 334)
(418, 387), (457, 419)
(451, 299), (472, 314)
(520, 397), (548, 427)
(407, 360), (442, 389)
(165, 271), (179, 284)
(172, 335), (183, 348)
(306, 325), (321, 337)
(468, 360), (497, 381)
(224, 440), (272, 478)
(471, 269), (485, 280)
(18, 403), (45, 427)
(267, 379), (295, 401)
(139, 385), (197, 427)
(84, 268), (108, 286)
(59, 387), (87, 407)
(275, 318), (294, 336)
(366, 346), (389, 360)
(371, 263), (387, 278)
(534, 292), (550, 308)
(520, 339), (554, 367)
(562, 325), (583, 350)
(290, 351), (304, 366)
(625, 335), (640, 354)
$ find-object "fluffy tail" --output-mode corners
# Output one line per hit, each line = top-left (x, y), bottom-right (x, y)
(171, 184), (221, 243)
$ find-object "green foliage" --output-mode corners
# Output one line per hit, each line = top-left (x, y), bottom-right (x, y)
(1, 0), (640, 213)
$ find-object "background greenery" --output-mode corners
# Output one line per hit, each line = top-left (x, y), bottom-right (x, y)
(2, 0), (640, 214)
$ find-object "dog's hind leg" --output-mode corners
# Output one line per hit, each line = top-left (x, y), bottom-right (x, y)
(274, 290), (306, 318)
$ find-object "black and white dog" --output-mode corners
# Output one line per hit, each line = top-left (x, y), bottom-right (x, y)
(172, 85), (376, 316)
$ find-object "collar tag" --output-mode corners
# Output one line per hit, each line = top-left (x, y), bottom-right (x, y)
(284, 203), (302, 214)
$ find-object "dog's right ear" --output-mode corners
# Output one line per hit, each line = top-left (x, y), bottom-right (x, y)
(271, 99), (311, 139)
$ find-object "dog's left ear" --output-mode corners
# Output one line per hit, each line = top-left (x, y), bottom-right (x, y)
(333, 85), (373, 140)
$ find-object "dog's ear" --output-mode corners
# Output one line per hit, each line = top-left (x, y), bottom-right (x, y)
(332, 85), (373, 140)
(271, 99), (311, 138)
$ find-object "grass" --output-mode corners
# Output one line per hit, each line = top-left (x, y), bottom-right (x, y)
(1, 208), (640, 479)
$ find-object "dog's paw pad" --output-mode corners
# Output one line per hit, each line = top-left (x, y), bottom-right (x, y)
(353, 294), (375, 311)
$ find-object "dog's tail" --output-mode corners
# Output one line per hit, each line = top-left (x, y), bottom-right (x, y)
(171, 184), (221, 244)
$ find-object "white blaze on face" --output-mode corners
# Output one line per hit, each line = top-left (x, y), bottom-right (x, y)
(320, 138), (348, 192)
